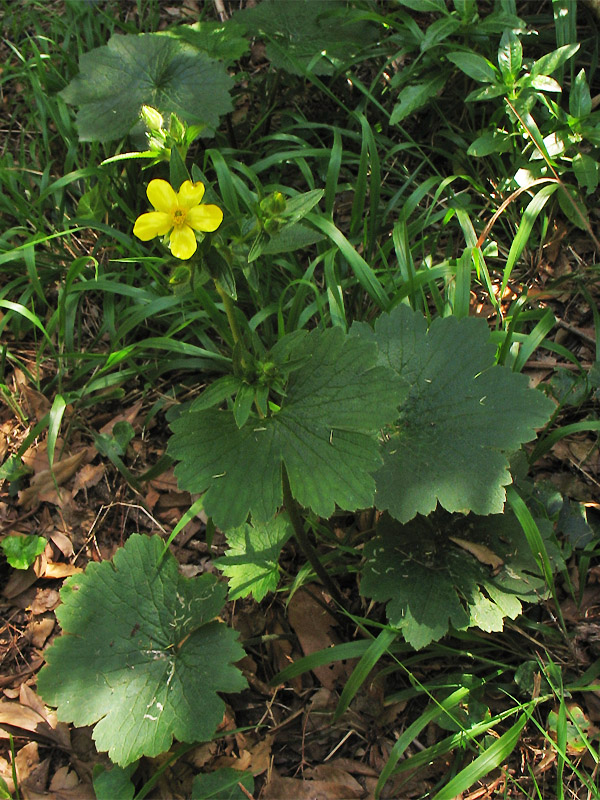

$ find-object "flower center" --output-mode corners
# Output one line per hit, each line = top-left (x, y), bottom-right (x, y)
(172, 207), (187, 227)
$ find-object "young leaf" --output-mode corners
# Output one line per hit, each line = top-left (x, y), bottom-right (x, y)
(169, 328), (403, 530)
(446, 51), (500, 83)
(61, 34), (233, 141)
(1, 534), (46, 570)
(570, 68), (592, 118)
(351, 306), (554, 522)
(37, 535), (247, 766)
(214, 516), (293, 601)
(572, 152), (599, 195)
(360, 511), (562, 649)
(497, 29), (522, 83)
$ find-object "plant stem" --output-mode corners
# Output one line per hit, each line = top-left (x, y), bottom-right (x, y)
(281, 465), (344, 606)
(214, 279), (243, 349)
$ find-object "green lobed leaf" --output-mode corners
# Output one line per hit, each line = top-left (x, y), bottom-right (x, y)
(360, 511), (563, 649)
(37, 535), (247, 766)
(61, 34), (233, 142)
(1, 534), (46, 570)
(235, 0), (376, 75)
(214, 516), (293, 601)
(169, 328), (403, 530)
(350, 306), (555, 522)
(162, 20), (250, 65)
(93, 763), (137, 800)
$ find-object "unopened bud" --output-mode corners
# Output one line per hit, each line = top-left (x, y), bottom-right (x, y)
(140, 105), (164, 132)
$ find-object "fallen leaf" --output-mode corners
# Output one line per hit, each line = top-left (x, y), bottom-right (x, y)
(99, 400), (143, 436)
(449, 536), (504, 570)
(45, 765), (95, 799)
(287, 586), (350, 690)
(38, 561), (83, 579)
(71, 462), (105, 498)
(262, 773), (363, 799)
(19, 451), (89, 509)
(14, 741), (45, 792)
(49, 530), (74, 559)
(2, 567), (38, 599)
(306, 764), (363, 794)
(26, 616), (55, 648)
(30, 588), (61, 614)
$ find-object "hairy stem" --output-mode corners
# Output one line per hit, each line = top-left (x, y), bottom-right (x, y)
(281, 465), (343, 606)
(214, 279), (243, 349)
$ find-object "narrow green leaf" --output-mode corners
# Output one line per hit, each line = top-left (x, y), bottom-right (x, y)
(334, 629), (397, 720)
(306, 214), (389, 309)
(530, 43), (579, 78)
(500, 183), (559, 299)
(47, 394), (66, 469)
(375, 686), (474, 798)
(433, 713), (528, 800)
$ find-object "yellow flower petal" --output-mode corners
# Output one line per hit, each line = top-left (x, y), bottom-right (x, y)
(133, 211), (172, 240)
(147, 179), (177, 213)
(186, 204), (224, 233)
(169, 224), (198, 259)
(177, 180), (205, 208)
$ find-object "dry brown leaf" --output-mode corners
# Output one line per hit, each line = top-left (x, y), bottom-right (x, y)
(14, 742), (44, 792)
(49, 530), (74, 558)
(19, 450), (89, 509)
(2, 566), (38, 599)
(0, 702), (60, 745)
(14, 369), (51, 422)
(38, 561), (82, 579)
(269, 618), (302, 692)
(0, 755), (15, 794)
(0, 687), (71, 750)
(449, 537), (504, 570)
(212, 750), (253, 772)
(26, 616), (55, 648)
(30, 588), (61, 614)
(287, 586), (349, 690)
(99, 400), (143, 436)
(212, 735), (272, 776)
(71, 462), (105, 498)
(262, 773), (363, 799)
(149, 468), (180, 492)
(45, 765), (95, 800)
(306, 764), (363, 795)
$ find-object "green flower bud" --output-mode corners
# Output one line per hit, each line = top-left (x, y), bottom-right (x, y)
(140, 105), (164, 133)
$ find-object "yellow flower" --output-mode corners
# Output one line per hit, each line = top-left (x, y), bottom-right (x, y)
(133, 179), (223, 260)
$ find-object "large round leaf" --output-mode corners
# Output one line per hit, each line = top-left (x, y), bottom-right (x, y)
(351, 306), (555, 522)
(61, 34), (233, 142)
(37, 535), (247, 766)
